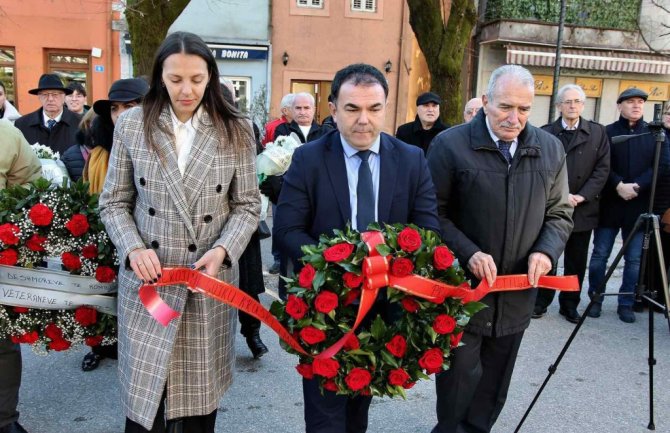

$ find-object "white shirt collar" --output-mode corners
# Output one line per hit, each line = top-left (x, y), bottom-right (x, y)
(169, 105), (201, 132)
(561, 117), (580, 131)
(340, 135), (381, 158)
(42, 109), (63, 125)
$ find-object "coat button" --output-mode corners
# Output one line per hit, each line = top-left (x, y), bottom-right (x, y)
(204, 215), (212, 223)
(188, 244), (197, 252)
(486, 322), (492, 327)
(139, 177), (146, 186)
(216, 184), (222, 193)
(148, 208), (156, 216)
(151, 240), (159, 249)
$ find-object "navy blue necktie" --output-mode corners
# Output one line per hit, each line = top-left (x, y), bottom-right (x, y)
(356, 150), (375, 231)
(47, 119), (57, 130)
(498, 140), (513, 164)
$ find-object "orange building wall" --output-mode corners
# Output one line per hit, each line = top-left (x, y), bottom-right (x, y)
(270, 1), (406, 134)
(0, 0), (120, 113)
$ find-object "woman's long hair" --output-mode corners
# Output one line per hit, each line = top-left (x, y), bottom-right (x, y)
(142, 31), (252, 151)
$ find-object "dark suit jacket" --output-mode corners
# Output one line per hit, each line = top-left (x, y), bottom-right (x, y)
(14, 107), (81, 155)
(274, 131), (440, 264)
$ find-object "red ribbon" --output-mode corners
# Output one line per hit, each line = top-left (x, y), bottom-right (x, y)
(139, 232), (579, 359)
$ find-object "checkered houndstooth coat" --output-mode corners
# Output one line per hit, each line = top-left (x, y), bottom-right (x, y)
(99, 106), (260, 429)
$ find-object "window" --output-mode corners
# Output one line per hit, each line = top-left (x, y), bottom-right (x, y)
(0, 47), (17, 108)
(221, 76), (251, 112)
(297, 0), (323, 8)
(351, 0), (376, 12)
(46, 49), (91, 104)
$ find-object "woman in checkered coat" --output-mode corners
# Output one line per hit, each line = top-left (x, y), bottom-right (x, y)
(99, 32), (260, 432)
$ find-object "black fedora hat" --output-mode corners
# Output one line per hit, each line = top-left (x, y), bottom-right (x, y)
(28, 74), (72, 95)
(93, 78), (149, 118)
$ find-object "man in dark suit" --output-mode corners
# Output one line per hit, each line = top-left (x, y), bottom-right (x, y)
(395, 91), (448, 153)
(274, 63), (440, 433)
(273, 92), (323, 143)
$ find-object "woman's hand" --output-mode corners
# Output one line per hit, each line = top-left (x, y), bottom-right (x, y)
(192, 246), (227, 277)
(128, 248), (162, 283)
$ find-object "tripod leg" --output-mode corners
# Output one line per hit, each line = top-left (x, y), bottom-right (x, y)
(650, 218), (670, 332)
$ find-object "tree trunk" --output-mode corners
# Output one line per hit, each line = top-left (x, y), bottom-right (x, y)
(125, 0), (191, 77)
(406, 0), (477, 125)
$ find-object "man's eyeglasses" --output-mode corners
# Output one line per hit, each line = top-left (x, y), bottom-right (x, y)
(38, 92), (64, 100)
(560, 99), (584, 105)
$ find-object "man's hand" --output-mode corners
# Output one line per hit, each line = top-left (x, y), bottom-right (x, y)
(616, 182), (639, 201)
(527, 252), (552, 287)
(192, 246), (227, 277)
(468, 251), (497, 287)
(568, 194), (585, 207)
(128, 248), (162, 283)
(260, 175), (283, 204)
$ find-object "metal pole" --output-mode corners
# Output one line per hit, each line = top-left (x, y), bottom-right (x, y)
(548, 0), (567, 123)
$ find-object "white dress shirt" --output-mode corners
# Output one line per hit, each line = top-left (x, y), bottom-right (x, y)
(485, 116), (518, 158)
(169, 107), (200, 176)
(42, 110), (63, 127)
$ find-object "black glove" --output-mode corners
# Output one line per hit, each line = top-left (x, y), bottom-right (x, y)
(260, 175), (283, 205)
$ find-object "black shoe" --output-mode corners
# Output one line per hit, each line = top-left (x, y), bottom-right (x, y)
(81, 351), (102, 372)
(246, 333), (269, 359)
(586, 302), (602, 318)
(559, 307), (580, 324)
(0, 422), (28, 433)
(268, 261), (280, 275)
(617, 305), (636, 323)
(531, 305), (547, 319)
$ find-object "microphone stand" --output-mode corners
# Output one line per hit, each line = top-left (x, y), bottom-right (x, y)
(515, 103), (670, 432)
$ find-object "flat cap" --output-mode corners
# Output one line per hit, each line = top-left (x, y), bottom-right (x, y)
(416, 92), (441, 106)
(617, 88), (648, 104)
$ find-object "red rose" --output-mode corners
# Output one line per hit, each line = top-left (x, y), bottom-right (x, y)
(403, 381), (416, 390)
(433, 246), (455, 270)
(388, 368), (411, 386)
(81, 245), (98, 259)
(0, 223), (20, 245)
(85, 335), (104, 347)
(12, 307), (29, 313)
(343, 333), (360, 351)
(295, 363), (314, 379)
(61, 252), (82, 271)
(385, 335), (407, 358)
(322, 379), (339, 392)
(345, 368), (372, 391)
(391, 257), (414, 277)
(397, 227), (422, 252)
(433, 314), (457, 335)
(10, 335), (20, 344)
(75, 307), (98, 326)
(0, 249), (18, 266)
(21, 331), (39, 345)
(343, 272), (363, 288)
(65, 214), (90, 237)
(49, 339), (71, 351)
(95, 266), (116, 283)
(28, 203), (54, 226)
(298, 264), (316, 288)
(299, 326), (326, 345)
(44, 323), (63, 341)
(400, 297), (419, 313)
(26, 234), (47, 252)
(323, 242), (355, 262)
(450, 331), (464, 348)
(314, 291), (338, 314)
(312, 357), (340, 378)
(286, 295), (309, 320)
(419, 348), (444, 373)
(343, 289), (360, 306)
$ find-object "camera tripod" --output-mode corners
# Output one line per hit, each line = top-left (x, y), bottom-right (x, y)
(515, 104), (670, 432)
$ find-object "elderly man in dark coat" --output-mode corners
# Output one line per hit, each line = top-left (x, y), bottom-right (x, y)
(427, 65), (573, 433)
(396, 91), (448, 153)
(533, 84), (610, 323)
(14, 74), (81, 155)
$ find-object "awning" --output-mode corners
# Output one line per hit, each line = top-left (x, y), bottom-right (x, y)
(506, 44), (670, 75)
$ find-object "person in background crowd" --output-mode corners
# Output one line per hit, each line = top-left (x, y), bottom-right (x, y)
(395, 91), (448, 153)
(463, 97), (483, 123)
(533, 84), (610, 323)
(262, 93), (294, 147)
(588, 88), (670, 323)
(14, 74), (81, 155)
(427, 65), (572, 433)
(0, 81), (20, 123)
(275, 63), (440, 433)
(61, 109), (97, 182)
(320, 94), (337, 131)
(0, 122), (43, 433)
(64, 82), (89, 115)
(99, 32), (259, 432)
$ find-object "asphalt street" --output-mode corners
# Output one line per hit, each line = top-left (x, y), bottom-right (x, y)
(15, 231), (670, 433)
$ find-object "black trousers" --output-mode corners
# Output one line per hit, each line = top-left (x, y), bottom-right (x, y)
(536, 229), (592, 310)
(125, 389), (216, 433)
(238, 292), (261, 337)
(303, 378), (372, 433)
(432, 331), (525, 433)
(0, 339), (21, 428)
